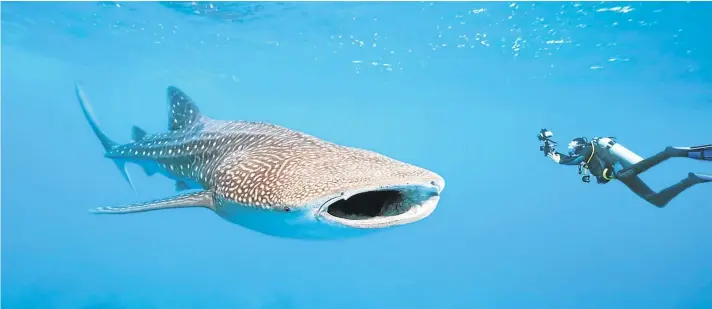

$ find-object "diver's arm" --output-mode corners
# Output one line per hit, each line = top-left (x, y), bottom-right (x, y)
(546, 145), (590, 165)
(547, 151), (584, 165)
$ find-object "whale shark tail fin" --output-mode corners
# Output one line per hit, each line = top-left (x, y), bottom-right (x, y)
(75, 82), (136, 193)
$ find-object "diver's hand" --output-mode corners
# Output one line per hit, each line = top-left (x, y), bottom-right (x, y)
(547, 151), (561, 163)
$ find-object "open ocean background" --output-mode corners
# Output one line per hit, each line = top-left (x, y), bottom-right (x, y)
(2, 1), (712, 308)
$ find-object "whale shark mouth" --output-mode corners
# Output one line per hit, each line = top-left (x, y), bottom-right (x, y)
(318, 184), (442, 229)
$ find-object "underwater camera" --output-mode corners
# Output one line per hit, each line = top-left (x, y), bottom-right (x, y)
(538, 129), (556, 155)
(538, 128), (554, 142)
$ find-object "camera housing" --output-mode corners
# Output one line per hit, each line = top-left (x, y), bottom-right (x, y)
(538, 129), (553, 141)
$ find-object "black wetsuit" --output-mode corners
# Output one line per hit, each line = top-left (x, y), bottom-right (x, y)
(553, 144), (614, 184)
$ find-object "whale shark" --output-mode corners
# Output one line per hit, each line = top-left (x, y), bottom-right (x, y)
(76, 83), (445, 240)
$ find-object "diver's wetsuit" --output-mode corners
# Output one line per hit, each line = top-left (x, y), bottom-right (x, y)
(549, 143), (712, 207)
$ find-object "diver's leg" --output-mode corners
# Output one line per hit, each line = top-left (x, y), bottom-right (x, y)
(616, 147), (692, 179)
(618, 173), (710, 208)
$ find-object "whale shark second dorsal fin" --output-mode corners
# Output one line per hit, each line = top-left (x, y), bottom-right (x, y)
(167, 86), (204, 131)
(131, 126), (147, 142)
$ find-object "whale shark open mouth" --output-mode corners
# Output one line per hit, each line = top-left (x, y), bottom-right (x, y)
(318, 184), (442, 229)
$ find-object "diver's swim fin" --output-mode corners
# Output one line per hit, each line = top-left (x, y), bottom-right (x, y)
(683, 144), (712, 161)
(688, 172), (712, 184)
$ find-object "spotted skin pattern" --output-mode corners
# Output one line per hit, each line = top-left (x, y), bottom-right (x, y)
(100, 87), (434, 211)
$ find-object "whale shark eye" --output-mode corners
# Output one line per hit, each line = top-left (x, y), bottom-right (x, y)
(283, 207), (291, 212)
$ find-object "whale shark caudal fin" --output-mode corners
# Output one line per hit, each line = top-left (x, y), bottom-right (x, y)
(166, 86), (205, 131)
(75, 83), (136, 193)
(89, 191), (215, 214)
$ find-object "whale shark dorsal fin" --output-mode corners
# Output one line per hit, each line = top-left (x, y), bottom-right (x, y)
(167, 86), (204, 131)
(89, 191), (215, 214)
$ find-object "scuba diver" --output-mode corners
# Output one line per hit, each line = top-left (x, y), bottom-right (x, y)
(537, 129), (712, 208)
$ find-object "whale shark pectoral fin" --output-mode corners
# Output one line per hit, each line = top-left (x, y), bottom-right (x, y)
(89, 191), (215, 214)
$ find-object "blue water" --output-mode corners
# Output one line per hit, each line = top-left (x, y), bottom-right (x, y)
(2, 1), (712, 308)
